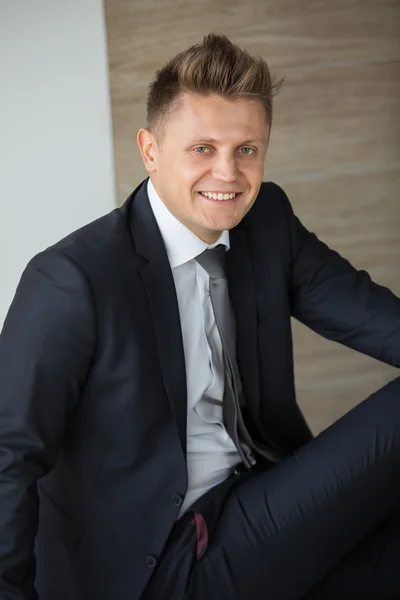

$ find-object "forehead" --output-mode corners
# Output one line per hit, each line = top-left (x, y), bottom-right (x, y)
(165, 92), (269, 142)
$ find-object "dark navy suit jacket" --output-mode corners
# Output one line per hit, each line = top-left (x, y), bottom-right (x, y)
(0, 180), (399, 600)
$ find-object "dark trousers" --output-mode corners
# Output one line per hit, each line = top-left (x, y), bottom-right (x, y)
(142, 376), (400, 600)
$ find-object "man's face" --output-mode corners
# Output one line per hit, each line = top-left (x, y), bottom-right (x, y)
(138, 93), (269, 244)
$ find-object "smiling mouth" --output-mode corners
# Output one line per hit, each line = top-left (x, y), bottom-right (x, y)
(199, 191), (242, 201)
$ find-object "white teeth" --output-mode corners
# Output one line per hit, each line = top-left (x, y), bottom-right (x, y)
(200, 192), (238, 200)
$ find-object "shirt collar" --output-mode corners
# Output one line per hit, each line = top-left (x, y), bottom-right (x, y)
(147, 178), (230, 269)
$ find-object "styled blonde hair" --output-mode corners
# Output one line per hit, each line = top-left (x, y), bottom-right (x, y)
(146, 33), (283, 139)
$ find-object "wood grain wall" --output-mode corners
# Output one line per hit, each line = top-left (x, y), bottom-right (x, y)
(104, 0), (400, 433)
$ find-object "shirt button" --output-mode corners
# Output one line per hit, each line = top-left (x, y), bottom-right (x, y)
(145, 555), (157, 568)
(171, 493), (183, 506)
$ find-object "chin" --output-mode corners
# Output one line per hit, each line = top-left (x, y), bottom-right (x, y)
(211, 219), (240, 233)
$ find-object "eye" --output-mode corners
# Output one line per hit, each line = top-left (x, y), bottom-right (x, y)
(239, 147), (255, 155)
(193, 146), (210, 154)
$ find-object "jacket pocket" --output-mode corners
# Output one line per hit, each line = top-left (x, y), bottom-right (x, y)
(37, 485), (82, 551)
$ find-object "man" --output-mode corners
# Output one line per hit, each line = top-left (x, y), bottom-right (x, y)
(0, 33), (399, 600)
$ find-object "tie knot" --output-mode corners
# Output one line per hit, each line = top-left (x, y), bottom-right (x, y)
(195, 245), (226, 279)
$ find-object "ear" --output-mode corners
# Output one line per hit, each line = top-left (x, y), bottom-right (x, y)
(137, 128), (158, 172)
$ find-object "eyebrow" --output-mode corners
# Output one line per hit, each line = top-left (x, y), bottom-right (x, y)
(190, 137), (267, 147)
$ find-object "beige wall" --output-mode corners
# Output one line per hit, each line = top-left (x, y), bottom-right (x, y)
(104, 0), (400, 434)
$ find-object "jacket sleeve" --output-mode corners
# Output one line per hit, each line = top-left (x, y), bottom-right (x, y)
(0, 250), (96, 599)
(279, 186), (400, 368)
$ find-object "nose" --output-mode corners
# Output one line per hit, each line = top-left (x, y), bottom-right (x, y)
(211, 155), (238, 183)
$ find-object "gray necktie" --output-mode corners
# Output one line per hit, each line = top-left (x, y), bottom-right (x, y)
(196, 246), (273, 469)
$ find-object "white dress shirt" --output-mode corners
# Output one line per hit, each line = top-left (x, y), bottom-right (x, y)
(147, 178), (244, 517)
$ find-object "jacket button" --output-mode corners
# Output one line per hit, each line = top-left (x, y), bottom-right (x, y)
(171, 493), (183, 506)
(145, 555), (157, 568)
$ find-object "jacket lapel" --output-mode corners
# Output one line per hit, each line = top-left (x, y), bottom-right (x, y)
(128, 182), (187, 460)
(226, 227), (261, 420)
(125, 180), (262, 457)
